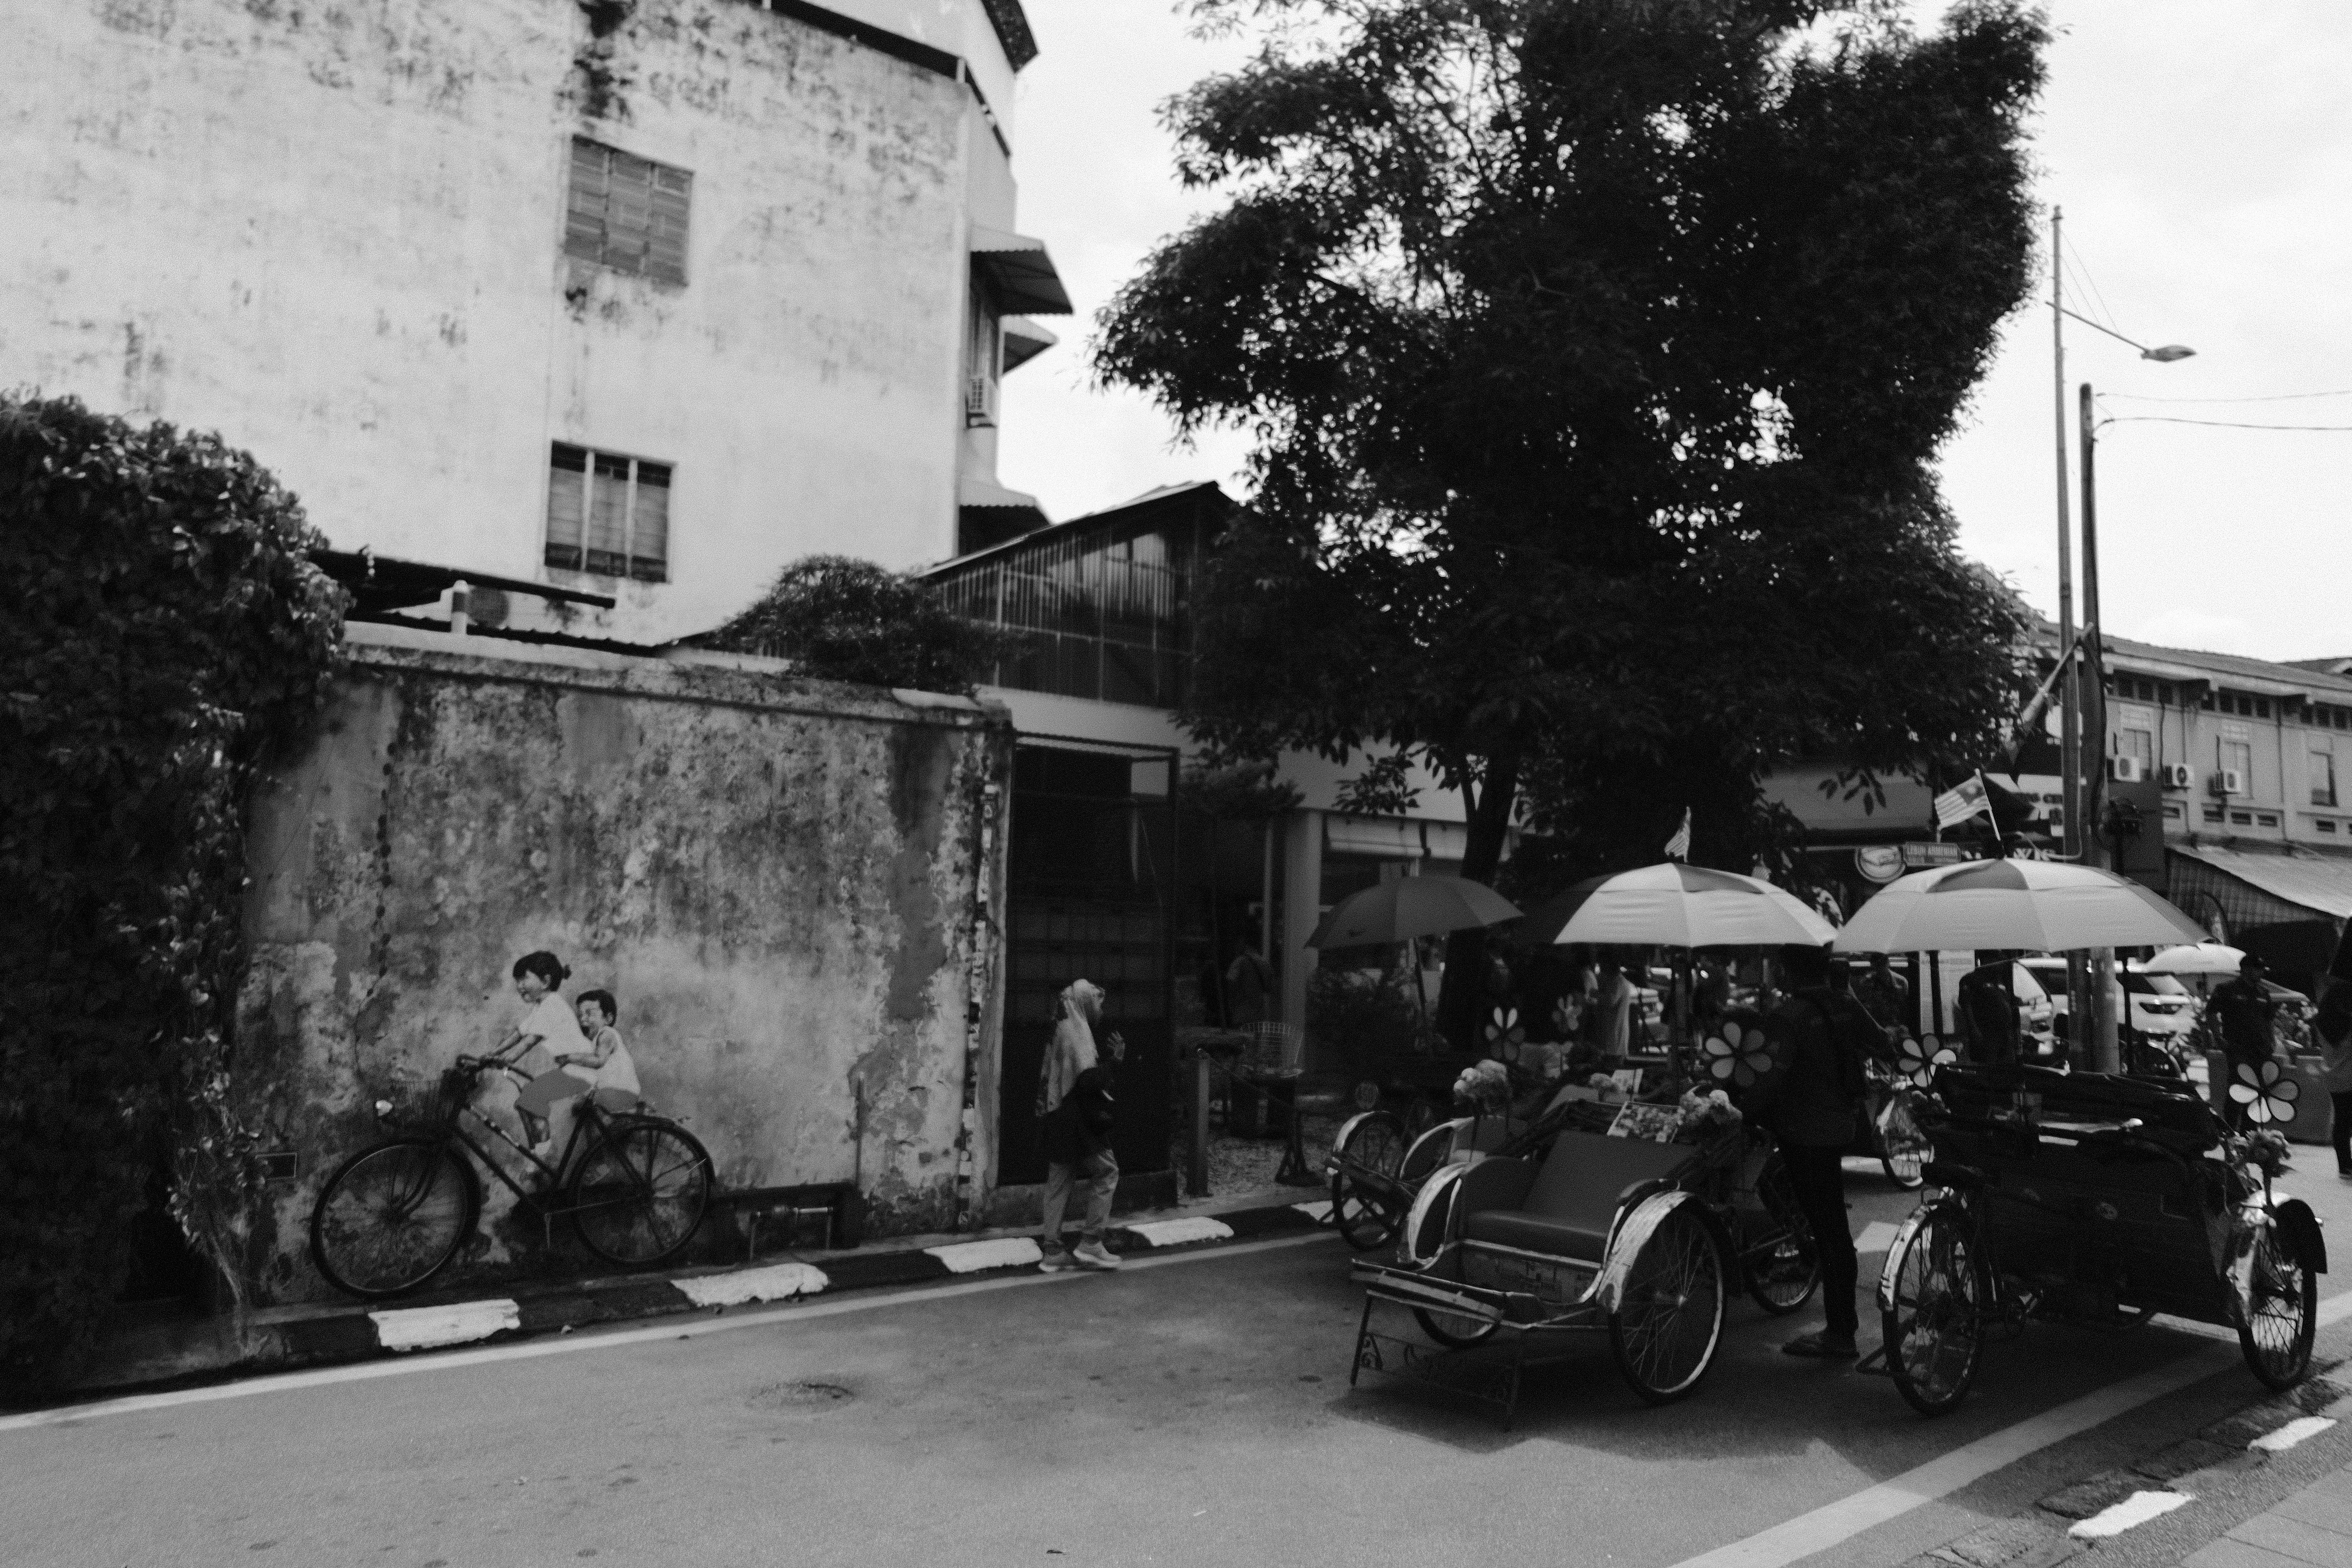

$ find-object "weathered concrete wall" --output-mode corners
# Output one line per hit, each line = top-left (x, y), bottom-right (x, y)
(2, 0), (1026, 642)
(234, 622), (1011, 1303)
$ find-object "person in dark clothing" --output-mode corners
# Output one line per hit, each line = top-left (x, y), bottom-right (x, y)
(1956, 959), (2021, 1065)
(2210, 955), (2280, 1131)
(1853, 955), (1911, 1036)
(1748, 944), (1867, 1360)
(2316, 980), (2352, 1178)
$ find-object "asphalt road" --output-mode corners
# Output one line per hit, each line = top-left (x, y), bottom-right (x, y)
(12, 1159), (2352, 1568)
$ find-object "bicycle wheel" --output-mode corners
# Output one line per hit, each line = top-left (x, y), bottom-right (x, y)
(570, 1117), (714, 1267)
(1883, 1202), (1987, 1417)
(1610, 1203), (1727, 1405)
(1328, 1111), (1408, 1251)
(1745, 1152), (1821, 1316)
(1414, 1305), (1500, 1348)
(2238, 1222), (2318, 1390)
(310, 1137), (475, 1299)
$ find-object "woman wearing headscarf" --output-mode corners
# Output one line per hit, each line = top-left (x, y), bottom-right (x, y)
(1036, 980), (1125, 1271)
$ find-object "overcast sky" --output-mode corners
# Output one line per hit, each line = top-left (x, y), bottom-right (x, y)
(996, 1), (2351, 663)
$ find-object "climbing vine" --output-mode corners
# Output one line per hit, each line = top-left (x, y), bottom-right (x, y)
(0, 395), (345, 1392)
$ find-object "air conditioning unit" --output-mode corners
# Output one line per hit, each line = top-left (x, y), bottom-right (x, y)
(2109, 755), (2147, 783)
(2161, 763), (2195, 789)
(2211, 768), (2247, 797)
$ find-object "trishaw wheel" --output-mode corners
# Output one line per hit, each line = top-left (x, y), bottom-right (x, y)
(1746, 1154), (1820, 1316)
(1884, 1203), (1986, 1417)
(1398, 1118), (1463, 1188)
(1414, 1307), (1500, 1348)
(1609, 1204), (1726, 1405)
(2238, 1223), (2318, 1390)
(1330, 1111), (1408, 1251)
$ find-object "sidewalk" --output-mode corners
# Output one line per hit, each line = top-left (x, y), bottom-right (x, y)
(2179, 1464), (2352, 1567)
(54, 1179), (1338, 1402)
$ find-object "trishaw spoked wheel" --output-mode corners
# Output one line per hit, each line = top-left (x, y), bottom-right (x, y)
(1330, 1111), (1408, 1250)
(2238, 1223), (2318, 1390)
(1884, 1203), (1987, 1417)
(1610, 1205), (1726, 1405)
(1413, 1307), (1500, 1348)
(1397, 1118), (1462, 1189)
(1746, 1154), (1820, 1316)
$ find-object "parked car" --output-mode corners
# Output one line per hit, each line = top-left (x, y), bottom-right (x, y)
(2016, 958), (2197, 1044)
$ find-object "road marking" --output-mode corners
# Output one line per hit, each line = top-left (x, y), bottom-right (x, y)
(1671, 1287), (2352, 1568)
(368, 1299), (519, 1352)
(2070, 1490), (2192, 1538)
(1123, 1216), (1234, 1247)
(925, 1236), (1042, 1273)
(2251, 1416), (2337, 1452)
(0, 1230), (1338, 1434)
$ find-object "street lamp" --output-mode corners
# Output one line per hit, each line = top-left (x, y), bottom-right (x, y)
(2047, 208), (2194, 1074)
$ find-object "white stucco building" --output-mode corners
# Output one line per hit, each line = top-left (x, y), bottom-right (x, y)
(3, 0), (1065, 642)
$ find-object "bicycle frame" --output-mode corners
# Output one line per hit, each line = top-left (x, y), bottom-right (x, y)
(416, 1063), (643, 1221)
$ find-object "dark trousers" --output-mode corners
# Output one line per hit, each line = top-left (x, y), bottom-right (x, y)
(2333, 1091), (2352, 1172)
(1780, 1142), (1858, 1337)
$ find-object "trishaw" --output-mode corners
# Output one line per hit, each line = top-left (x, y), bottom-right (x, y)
(1345, 1093), (1819, 1424)
(1876, 1061), (2323, 1416)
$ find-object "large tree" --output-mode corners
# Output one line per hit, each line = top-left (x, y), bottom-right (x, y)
(1098, 0), (2043, 1041)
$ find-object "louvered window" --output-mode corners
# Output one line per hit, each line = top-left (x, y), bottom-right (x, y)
(564, 138), (690, 285)
(545, 443), (670, 582)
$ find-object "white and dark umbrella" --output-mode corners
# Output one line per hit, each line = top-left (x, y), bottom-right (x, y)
(1305, 875), (1522, 948)
(1832, 858), (2207, 955)
(1526, 862), (1837, 949)
(2141, 942), (2250, 977)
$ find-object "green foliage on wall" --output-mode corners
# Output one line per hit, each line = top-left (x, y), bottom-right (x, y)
(0, 395), (345, 1392)
(698, 554), (1006, 695)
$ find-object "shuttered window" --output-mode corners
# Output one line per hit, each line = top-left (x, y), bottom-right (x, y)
(564, 138), (690, 285)
(545, 443), (670, 582)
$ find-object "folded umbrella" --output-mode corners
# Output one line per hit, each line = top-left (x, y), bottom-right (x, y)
(1305, 875), (1522, 948)
(1526, 862), (1837, 949)
(1831, 858), (2206, 955)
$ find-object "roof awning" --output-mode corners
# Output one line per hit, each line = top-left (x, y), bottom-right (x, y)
(970, 226), (1073, 315)
(1001, 314), (1057, 372)
(2170, 844), (2352, 920)
(1326, 816), (1424, 860)
(959, 475), (1044, 512)
(311, 548), (615, 615)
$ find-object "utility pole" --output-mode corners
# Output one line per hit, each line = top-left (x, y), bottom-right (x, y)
(2080, 381), (2120, 1072)
(2051, 206), (2093, 1064)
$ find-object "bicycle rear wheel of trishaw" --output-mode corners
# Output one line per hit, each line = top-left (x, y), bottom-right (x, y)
(310, 1136), (477, 1299)
(1328, 1110), (1408, 1250)
(1745, 1152), (1822, 1316)
(1882, 1202), (1988, 1416)
(570, 1117), (715, 1267)
(1610, 1203), (1727, 1405)
(2238, 1220), (2318, 1390)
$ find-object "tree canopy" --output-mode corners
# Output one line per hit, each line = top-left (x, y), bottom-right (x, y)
(698, 555), (1005, 694)
(1097, 0), (2047, 1038)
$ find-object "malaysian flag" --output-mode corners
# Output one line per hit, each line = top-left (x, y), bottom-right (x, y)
(1662, 808), (1691, 861)
(1933, 772), (1991, 830)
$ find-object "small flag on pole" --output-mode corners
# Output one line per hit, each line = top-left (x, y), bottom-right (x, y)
(1933, 772), (1991, 830)
(1663, 808), (1692, 861)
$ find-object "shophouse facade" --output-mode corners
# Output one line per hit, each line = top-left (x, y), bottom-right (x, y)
(3, 0), (1065, 645)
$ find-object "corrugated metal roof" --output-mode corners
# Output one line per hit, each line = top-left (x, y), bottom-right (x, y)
(2034, 621), (2352, 701)
(2171, 843), (2352, 920)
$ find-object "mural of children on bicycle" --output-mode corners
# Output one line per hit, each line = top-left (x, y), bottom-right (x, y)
(498, 951), (641, 1171)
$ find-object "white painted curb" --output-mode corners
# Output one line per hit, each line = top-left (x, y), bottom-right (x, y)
(1291, 1200), (1333, 1221)
(1122, 1216), (1235, 1247)
(2069, 1490), (2191, 1539)
(675, 1263), (829, 1308)
(369, 1299), (521, 1353)
(2251, 1415), (2337, 1452)
(925, 1237), (1043, 1274)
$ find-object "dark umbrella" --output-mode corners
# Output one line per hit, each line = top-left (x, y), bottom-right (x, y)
(1305, 875), (1522, 949)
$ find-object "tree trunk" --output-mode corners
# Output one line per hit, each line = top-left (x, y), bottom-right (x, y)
(1435, 744), (1521, 1053)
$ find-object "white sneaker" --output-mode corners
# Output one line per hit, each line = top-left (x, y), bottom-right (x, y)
(1073, 1241), (1122, 1271)
(1037, 1248), (1080, 1273)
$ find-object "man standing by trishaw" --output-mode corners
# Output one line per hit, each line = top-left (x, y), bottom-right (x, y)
(2210, 952), (2281, 1130)
(1749, 944), (1868, 1360)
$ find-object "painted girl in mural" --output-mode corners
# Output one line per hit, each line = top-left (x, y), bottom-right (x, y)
(495, 951), (594, 1167)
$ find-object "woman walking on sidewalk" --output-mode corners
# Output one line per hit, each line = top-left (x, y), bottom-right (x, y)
(1035, 979), (1125, 1272)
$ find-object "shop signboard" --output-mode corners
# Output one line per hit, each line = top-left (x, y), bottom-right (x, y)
(1855, 845), (1904, 883)
(1901, 842), (1966, 868)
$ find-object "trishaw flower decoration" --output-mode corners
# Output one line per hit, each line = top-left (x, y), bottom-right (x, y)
(1895, 1033), (1958, 1089)
(1552, 994), (1585, 1038)
(2230, 1059), (2301, 1126)
(1701, 1021), (1775, 1087)
(1453, 1058), (1512, 1114)
(1485, 1006), (1526, 1063)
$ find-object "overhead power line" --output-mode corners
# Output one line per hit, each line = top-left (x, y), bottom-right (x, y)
(2100, 415), (2352, 432)
(2103, 388), (2352, 404)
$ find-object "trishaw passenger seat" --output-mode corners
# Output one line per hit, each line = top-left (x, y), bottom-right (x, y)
(1460, 1130), (1696, 1262)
